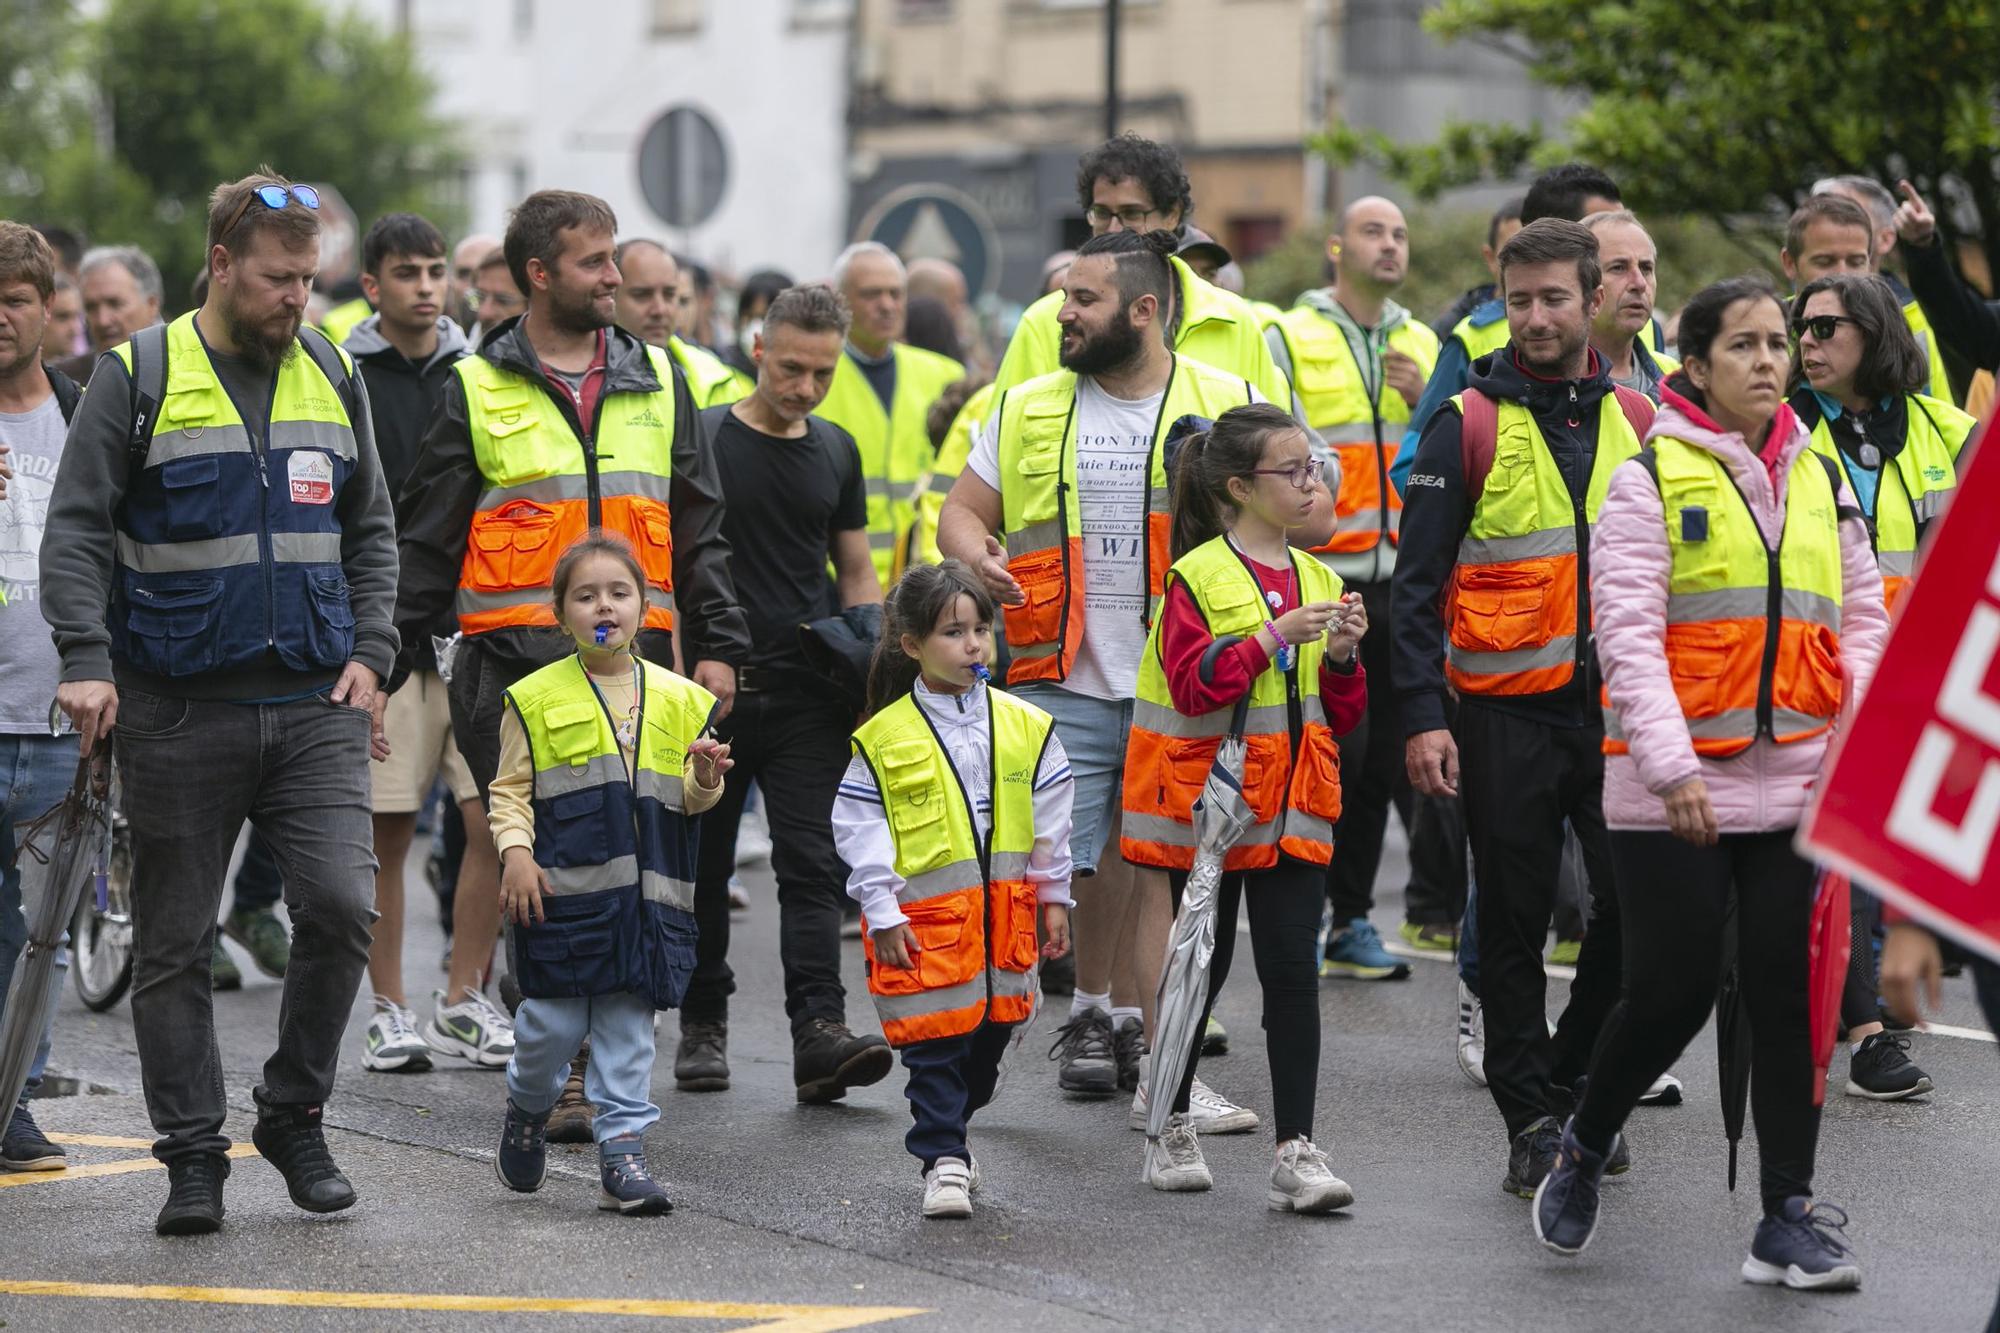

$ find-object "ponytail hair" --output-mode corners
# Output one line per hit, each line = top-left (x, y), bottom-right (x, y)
(864, 559), (997, 715)
(1168, 401), (1301, 559)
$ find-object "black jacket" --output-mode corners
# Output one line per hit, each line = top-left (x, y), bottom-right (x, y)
(344, 314), (472, 504)
(1431, 283), (1498, 343)
(1903, 237), (2000, 381)
(1391, 346), (1621, 737)
(390, 317), (749, 690)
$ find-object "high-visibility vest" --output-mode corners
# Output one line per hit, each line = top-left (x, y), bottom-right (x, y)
(454, 347), (679, 638)
(850, 686), (1054, 1046)
(814, 342), (965, 585)
(504, 655), (713, 1006)
(671, 336), (745, 410)
(110, 312), (360, 678)
(1806, 393), (1971, 610)
(1272, 306), (1440, 577)
(320, 297), (372, 345)
(1121, 536), (1345, 871)
(1602, 438), (1847, 758)
(1445, 391), (1647, 696)
(909, 381), (997, 573)
(1902, 298), (1955, 404)
(1450, 304), (1511, 363)
(993, 355), (1256, 686)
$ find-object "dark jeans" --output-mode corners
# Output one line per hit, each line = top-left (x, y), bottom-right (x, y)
(1839, 885), (1884, 1030)
(1169, 855), (1323, 1142)
(1578, 828), (1821, 1214)
(684, 685), (853, 1034)
(900, 1020), (1016, 1172)
(116, 689), (377, 1164)
(1456, 703), (1623, 1137)
(1327, 579), (1412, 923)
(229, 828), (284, 914)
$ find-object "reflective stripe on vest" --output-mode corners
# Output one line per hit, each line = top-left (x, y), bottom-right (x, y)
(456, 348), (679, 637)
(1121, 537), (1345, 872)
(1806, 393), (1969, 612)
(1601, 438), (1845, 758)
(851, 688), (1055, 1047)
(1276, 308), (1439, 577)
(1446, 393), (1643, 696)
(1903, 299), (1956, 405)
(814, 343), (966, 585)
(111, 312), (360, 678)
(993, 356), (1257, 686)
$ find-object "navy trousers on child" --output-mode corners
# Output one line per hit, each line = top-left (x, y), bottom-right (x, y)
(901, 1021), (1018, 1171)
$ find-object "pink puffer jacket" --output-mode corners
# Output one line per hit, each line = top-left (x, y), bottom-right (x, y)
(1590, 395), (1890, 832)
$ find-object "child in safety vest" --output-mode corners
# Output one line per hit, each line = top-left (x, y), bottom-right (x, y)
(488, 534), (732, 1216)
(831, 560), (1075, 1220)
(1123, 401), (1368, 1213)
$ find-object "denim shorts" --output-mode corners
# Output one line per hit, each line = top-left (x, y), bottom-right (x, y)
(1010, 684), (1132, 875)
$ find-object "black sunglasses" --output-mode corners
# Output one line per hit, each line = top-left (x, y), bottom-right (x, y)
(1792, 314), (1858, 341)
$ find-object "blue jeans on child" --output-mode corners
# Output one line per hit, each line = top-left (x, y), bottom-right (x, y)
(507, 991), (658, 1151)
(900, 1021), (1018, 1172)
(0, 734), (82, 1102)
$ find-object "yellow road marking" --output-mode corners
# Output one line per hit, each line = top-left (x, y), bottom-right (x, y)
(0, 1279), (927, 1330)
(0, 1144), (259, 1188)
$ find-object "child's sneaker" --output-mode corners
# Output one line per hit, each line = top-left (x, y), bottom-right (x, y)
(1742, 1197), (1861, 1290)
(1268, 1137), (1353, 1213)
(1141, 1112), (1212, 1192)
(598, 1149), (673, 1216)
(494, 1099), (547, 1193)
(922, 1158), (974, 1219)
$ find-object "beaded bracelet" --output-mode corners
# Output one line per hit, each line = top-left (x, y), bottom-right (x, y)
(1263, 619), (1296, 672)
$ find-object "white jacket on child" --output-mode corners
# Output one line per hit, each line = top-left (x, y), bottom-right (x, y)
(832, 677), (1076, 933)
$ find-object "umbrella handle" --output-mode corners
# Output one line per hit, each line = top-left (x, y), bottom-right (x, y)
(1198, 637), (1253, 740)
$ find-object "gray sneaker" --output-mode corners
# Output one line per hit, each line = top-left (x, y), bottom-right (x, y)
(425, 987), (515, 1068)
(1049, 1011), (1118, 1097)
(1269, 1137), (1354, 1213)
(1142, 1112), (1212, 1192)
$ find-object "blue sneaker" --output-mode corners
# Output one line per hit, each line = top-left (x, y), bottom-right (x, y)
(599, 1149), (674, 1216)
(495, 1099), (547, 1193)
(1742, 1197), (1861, 1290)
(1532, 1118), (1614, 1255)
(1320, 919), (1411, 980)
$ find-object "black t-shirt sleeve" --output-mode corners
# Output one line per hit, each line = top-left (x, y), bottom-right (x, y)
(823, 420), (868, 532)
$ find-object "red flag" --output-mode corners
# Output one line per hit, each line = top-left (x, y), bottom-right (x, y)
(1806, 868), (1851, 1107)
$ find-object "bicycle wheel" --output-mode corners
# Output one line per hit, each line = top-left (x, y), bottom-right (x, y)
(70, 818), (134, 1012)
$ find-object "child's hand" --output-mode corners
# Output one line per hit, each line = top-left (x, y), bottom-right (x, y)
(1040, 903), (1071, 960)
(872, 922), (920, 970)
(500, 847), (551, 926)
(1325, 591), (1367, 661)
(689, 737), (733, 788)
(1271, 600), (1337, 649)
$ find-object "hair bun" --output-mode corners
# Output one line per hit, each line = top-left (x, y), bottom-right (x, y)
(1142, 228), (1181, 260)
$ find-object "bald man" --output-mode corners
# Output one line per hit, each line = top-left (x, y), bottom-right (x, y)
(449, 233), (500, 332)
(1268, 196), (1443, 970)
(612, 238), (745, 408)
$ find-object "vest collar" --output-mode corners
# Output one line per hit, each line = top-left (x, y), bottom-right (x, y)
(480, 317), (666, 395)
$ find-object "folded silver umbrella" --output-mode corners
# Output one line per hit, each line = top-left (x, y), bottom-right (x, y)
(0, 742), (112, 1117)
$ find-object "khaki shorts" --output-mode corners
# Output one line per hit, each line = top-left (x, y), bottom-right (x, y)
(371, 669), (479, 813)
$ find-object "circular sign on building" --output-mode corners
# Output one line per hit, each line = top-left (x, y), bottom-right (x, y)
(856, 183), (1001, 299)
(637, 105), (730, 230)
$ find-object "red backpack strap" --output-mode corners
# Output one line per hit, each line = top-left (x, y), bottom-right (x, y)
(1458, 388), (1499, 505)
(1610, 384), (1656, 442)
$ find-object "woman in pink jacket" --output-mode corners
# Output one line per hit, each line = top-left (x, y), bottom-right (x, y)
(1528, 277), (1890, 1289)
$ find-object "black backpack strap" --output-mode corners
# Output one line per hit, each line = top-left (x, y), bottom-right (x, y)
(127, 323), (170, 472)
(1633, 445), (1660, 490)
(295, 325), (356, 416)
(1816, 448), (1863, 523)
(46, 366), (81, 424)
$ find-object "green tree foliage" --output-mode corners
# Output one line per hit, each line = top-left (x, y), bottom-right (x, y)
(1, 0), (460, 309)
(1318, 0), (2000, 275)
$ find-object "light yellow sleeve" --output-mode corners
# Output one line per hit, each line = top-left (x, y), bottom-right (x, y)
(684, 762), (724, 815)
(488, 703), (537, 857)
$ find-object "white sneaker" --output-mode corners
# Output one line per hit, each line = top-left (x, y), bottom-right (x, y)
(727, 876), (751, 911)
(1142, 1112), (1212, 1192)
(966, 1152), (982, 1193)
(361, 996), (433, 1072)
(1269, 1136), (1354, 1213)
(425, 986), (516, 1068)
(1127, 1069), (1260, 1134)
(735, 804), (773, 867)
(922, 1158), (973, 1218)
(1457, 980), (1487, 1087)
(1639, 1071), (1684, 1106)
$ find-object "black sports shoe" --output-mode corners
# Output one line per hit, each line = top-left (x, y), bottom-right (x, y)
(1533, 1118), (1613, 1256)
(1, 1102), (67, 1171)
(250, 1094), (356, 1214)
(674, 1020), (730, 1092)
(792, 1018), (892, 1104)
(495, 1098), (548, 1193)
(1039, 948), (1076, 996)
(1503, 1115), (1563, 1199)
(155, 1153), (229, 1236)
(1112, 1017), (1144, 1093)
(1845, 1032), (1934, 1101)
(1048, 1011), (1118, 1097)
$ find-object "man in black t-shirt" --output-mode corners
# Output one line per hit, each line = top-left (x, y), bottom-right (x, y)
(681, 284), (889, 1102)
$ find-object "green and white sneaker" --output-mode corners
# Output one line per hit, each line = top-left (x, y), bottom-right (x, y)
(361, 996), (433, 1073)
(425, 987), (516, 1068)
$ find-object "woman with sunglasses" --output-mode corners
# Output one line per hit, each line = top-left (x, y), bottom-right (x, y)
(1531, 277), (1889, 1288)
(1120, 403), (1367, 1211)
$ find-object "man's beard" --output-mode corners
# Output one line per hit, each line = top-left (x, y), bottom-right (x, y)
(549, 284), (612, 336)
(1517, 325), (1589, 379)
(1060, 307), (1145, 377)
(222, 298), (301, 373)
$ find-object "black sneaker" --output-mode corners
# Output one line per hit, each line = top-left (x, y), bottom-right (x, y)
(155, 1152), (229, 1236)
(1, 1102), (67, 1172)
(249, 1094), (356, 1214)
(1503, 1115), (1563, 1199)
(1845, 1032), (1934, 1101)
(1112, 1017), (1144, 1093)
(1048, 1011), (1118, 1097)
(792, 1018), (892, 1104)
(1039, 948), (1076, 996)
(495, 1098), (548, 1193)
(1742, 1197), (1861, 1290)
(1532, 1118), (1613, 1255)
(675, 1019), (730, 1091)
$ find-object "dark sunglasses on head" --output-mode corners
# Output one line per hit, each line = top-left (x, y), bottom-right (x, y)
(1791, 314), (1857, 341)
(220, 183), (321, 239)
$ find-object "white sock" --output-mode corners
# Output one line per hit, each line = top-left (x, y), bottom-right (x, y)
(1071, 989), (1110, 1020)
(1109, 1006), (1142, 1030)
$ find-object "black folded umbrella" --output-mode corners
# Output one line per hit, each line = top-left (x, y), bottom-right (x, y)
(799, 602), (884, 713)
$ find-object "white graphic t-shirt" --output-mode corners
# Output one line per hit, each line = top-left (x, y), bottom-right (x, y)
(0, 394), (69, 732)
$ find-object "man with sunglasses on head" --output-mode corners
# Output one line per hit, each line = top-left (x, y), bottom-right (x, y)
(43, 169), (400, 1236)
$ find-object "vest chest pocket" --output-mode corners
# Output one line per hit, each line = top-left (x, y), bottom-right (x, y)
(122, 574), (225, 677)
(878, 739), (953, 873)
(466, 501), (560, 593)
(474, 384), (557, 486)
(1197, 576), (1265, 639)
(542, 699), (604, 765)
(1293, 348), (1355, 398)
(1450, 564), (1552, 653)
(158, 455), (225, 541)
